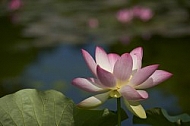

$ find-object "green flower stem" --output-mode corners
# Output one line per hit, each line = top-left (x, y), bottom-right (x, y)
(117, 98), (121, 126)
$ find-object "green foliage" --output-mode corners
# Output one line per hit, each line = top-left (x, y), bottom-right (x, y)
(133, 108), (190, 126)
(0, 89), (74, 126)
(0, 89), (128, 126)
(74, 108), (127, 126)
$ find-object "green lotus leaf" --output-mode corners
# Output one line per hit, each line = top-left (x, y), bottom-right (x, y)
(74, 107), (127, 126)
(0, 89), (74, 126)
(0, 89), (128, 126)
(133, 107), (190, 126)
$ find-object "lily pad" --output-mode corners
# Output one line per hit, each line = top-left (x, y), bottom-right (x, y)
(0, 89), (74, 126)
(74, 108), (127, 126)
(0, 89), (128, 126)
(133, 107), (190, 126)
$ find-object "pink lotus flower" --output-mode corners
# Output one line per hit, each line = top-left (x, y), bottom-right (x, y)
(132, 6), (153, 22)
(72, 46), (172, 118)
(116, 9), (133, 23)
(116, 6), (153, 23)
(8, 0), (22, 11)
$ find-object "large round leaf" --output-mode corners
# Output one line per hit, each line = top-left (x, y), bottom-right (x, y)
(0, 89), (128, 126)
(0, 89), (74, 126)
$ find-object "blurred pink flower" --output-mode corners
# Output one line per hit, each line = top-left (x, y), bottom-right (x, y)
(88, 18), (99, 28)
(116, 9), (133, 23)
(116, 6), (153, 23)
(72, 46), (172, 118)
(8, 0), (22, 11)
(133, 6), (153, 21)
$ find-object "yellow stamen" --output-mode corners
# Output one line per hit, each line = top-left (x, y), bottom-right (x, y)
(109, 75), (133, 98)
(110, 90), (121, 98)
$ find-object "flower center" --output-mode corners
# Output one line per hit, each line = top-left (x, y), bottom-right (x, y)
(109, 89), (121, 98)
(109, 75), (133, 98)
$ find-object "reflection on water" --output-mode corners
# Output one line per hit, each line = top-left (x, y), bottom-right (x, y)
(20, 43), (181, 125)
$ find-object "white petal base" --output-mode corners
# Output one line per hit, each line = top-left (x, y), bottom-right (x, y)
(124, 100), (147, 119)
(77, 92), (110, 109)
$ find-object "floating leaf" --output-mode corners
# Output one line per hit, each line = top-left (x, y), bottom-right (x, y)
(74, 108), (128, 126)
(133, 107), (190, 126)
(0, 89), (74, 126)
(0, 89), (128, 126)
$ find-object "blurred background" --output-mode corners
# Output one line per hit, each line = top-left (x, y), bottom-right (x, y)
(1, 0), (190, 125)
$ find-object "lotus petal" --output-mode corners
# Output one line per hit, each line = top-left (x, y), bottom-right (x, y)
(95, 46), (111, 72)
(136, 70), (173, 89)
(72, 78), (105, 92)
(82, 49), (97, 76)
(129, 64), (159, 86)
(124, 100), (147, 119)
(108, 53), (120, 72)
(77, 92), (110, 108)
(88, 77), (108, 89)
(120, 85), (148, 101)
(113, 53), (133, 81)
(130, 47), (143, 70)
(97, 66), (116, 88)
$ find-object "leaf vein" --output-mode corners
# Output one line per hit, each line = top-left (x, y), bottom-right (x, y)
(28, 93), (40, 126)
(57, 101), (72, 125)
